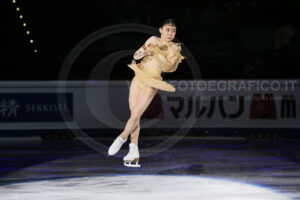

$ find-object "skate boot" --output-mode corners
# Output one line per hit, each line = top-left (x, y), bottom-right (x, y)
(123, 143), (141, 167)
(108, 136), (127, 156)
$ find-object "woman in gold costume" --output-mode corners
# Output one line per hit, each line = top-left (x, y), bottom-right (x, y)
(108, 19), (185, 167)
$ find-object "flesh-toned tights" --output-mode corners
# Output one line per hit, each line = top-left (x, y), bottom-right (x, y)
(120, 77), (157, 145)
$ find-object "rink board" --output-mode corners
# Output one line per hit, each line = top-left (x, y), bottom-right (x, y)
(0, 80), (299, 132)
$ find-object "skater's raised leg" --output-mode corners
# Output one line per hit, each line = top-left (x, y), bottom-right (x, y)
(130, 124), (140, 145)
(108, 135), (127, 156)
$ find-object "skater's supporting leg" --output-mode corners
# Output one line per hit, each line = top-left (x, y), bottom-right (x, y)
(119, 78), (140, 140)
(109, 79), (156, 157)
(122, 84), (156, 167)
(124, 143), (140, 167)
(120, 79), (157, 141)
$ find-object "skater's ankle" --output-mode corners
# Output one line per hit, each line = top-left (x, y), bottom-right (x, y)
(130, 141), (138, 146)
(120, 135), (127, 141)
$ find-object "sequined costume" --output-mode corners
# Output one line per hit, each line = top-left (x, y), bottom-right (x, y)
(128, 36), (185, 92)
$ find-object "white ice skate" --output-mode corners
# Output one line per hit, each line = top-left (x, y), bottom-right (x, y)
(123, 143), (141, 167)
(108, 136), (127, 156)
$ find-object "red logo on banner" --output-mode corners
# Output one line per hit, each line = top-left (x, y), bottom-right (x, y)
(250, 93), (277, 119)
(141, 94), (163, 119)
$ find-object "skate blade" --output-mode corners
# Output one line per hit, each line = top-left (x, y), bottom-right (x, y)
(124, 161), (141, 168)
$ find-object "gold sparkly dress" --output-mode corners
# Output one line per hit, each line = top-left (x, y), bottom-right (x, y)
(128, 36), (185, 92)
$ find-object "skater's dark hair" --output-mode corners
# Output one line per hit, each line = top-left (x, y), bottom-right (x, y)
(160, 19), (176, 28)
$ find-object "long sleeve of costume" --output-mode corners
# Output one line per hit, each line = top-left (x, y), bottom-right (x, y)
(133, 36), (157, 60)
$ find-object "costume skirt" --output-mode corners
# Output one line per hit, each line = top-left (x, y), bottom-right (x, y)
(128, 62), (175, 92)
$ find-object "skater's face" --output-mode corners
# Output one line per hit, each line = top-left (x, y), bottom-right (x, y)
(159, 24), (176, 42)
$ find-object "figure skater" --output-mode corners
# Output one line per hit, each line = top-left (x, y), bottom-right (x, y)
(108, 19), (185, 167)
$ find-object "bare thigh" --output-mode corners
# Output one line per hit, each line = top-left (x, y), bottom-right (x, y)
(129, 77), (157, 116)
(128, 77), (141, 112)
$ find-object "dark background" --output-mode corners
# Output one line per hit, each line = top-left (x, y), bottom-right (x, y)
(2, 0), (300, 80)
